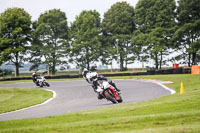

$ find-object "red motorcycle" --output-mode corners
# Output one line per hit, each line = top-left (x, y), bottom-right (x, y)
(96, 80), (122, 104)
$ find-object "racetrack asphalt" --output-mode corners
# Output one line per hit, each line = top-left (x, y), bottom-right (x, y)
(0, 79), (172, 121)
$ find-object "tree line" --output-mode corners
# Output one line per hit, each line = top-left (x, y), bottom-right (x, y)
(0, 0), (200, 77)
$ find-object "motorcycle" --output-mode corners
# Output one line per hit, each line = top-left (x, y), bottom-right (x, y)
(35, 75), (50, 87)
(96, 80), (122, 104)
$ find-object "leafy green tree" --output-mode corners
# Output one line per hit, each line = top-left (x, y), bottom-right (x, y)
(175, 0), (200, 66)
(0, 8), (31, 77)
(32, 9), (69, 75)
(132, 0), (176, 69)
(131, 30), (150, 68)
(99, 35), (117, 72)
(102, 2), (135, 71)
(70, 10), (101, 70)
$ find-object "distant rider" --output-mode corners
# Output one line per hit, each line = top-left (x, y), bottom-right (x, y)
(32, 72), (39, 86)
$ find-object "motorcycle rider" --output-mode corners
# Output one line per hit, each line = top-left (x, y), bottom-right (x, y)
(92, 74), (120, 92)
(83, 68), (120, 99)
(32, 72), (39, 86)
(82, 68), (91, 83)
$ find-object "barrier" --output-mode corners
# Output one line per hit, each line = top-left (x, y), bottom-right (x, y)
(0, 68), (191, 81)
(147, 70), (155, 75)
(182, 68), (191, 74)
(173, 67), (183, 74)
(191, 65), (200, 74)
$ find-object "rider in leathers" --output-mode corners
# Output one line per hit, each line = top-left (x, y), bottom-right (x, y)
(82, 68), (91, 83)
(32, 72), (40, 86)
(83, 69), (120, 99)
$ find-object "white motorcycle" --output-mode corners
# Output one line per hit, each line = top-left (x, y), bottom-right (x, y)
(96, 80), (122, 104)
(35, 75), (50, 87)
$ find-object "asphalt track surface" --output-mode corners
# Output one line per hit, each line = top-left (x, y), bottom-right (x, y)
(0, 80), (172, 121)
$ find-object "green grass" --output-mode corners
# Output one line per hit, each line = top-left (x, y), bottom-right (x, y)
(0, 78), (83, 83)
(0, 87), (53, 114)
(0, 74), (200, 133)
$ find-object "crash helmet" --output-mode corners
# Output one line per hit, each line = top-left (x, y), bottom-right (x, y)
(82, 68), (89, 76)
(90, 72), (98, 80)
(32, 71), (37, 76)
(83, 68), (88, 72)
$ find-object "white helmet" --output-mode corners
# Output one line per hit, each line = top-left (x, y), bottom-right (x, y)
(82, 68), (89, 77)
(88, 72), (98, 79)
(83, 68), (88, 71)
(32, 71), (37, 75)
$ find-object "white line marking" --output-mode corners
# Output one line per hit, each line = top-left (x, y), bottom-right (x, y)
(0, 88), (56, 116)
(121, 79), (176, 95)
(155, 82), (176, 94)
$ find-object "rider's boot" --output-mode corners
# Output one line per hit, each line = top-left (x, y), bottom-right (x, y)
(111, 83), (121, 92)
(115, 87), (121, 92)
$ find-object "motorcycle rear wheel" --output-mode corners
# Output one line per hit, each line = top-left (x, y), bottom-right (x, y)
(104, 91), (117, 104)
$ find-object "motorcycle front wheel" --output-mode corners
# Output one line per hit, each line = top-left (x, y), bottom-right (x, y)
(104, 91), (117, 104)
(117, 95), (123, 103)
(39, 83), (43, 87)
(45, 82), (50, 87)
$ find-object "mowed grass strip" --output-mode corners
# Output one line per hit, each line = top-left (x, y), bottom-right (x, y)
(0, 87), (53, 114)
(0, 74), (200, 133)
(0, 78), (83, 83)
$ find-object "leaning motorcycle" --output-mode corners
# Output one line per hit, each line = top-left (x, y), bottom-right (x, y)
(96, 80), (122, 104)
(35, 75), (50, 87)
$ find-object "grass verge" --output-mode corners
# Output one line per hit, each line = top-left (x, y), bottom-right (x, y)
(0, 87), (52, 114)
(0, 78), (83, 83)
(0, 74), (200, 133)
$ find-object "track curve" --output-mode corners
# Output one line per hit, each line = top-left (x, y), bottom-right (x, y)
(0, 79), (172, 121)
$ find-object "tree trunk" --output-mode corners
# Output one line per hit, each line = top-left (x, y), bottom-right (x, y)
(125, 56), (128, 71)
(155, 53), (158, 69)
(110, 59), (113, 72)
(159, 51), (163, 69)
(47, 65), (50, 76)
(85, 47), (90, 70)
(142, 61), (144, 71)
(52, 61), (56, 75)
(15, 53), (19, 77)
(125, 61), (127, 71)
(87, 60), (90, 70)
(51, 52), (57, 75)
(191, 34), (196, 65)
(192, 52), (197, 65)
(120, 54), (124, 71)
(188, 53), (191, 67)
(15, 63), (19, 77)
